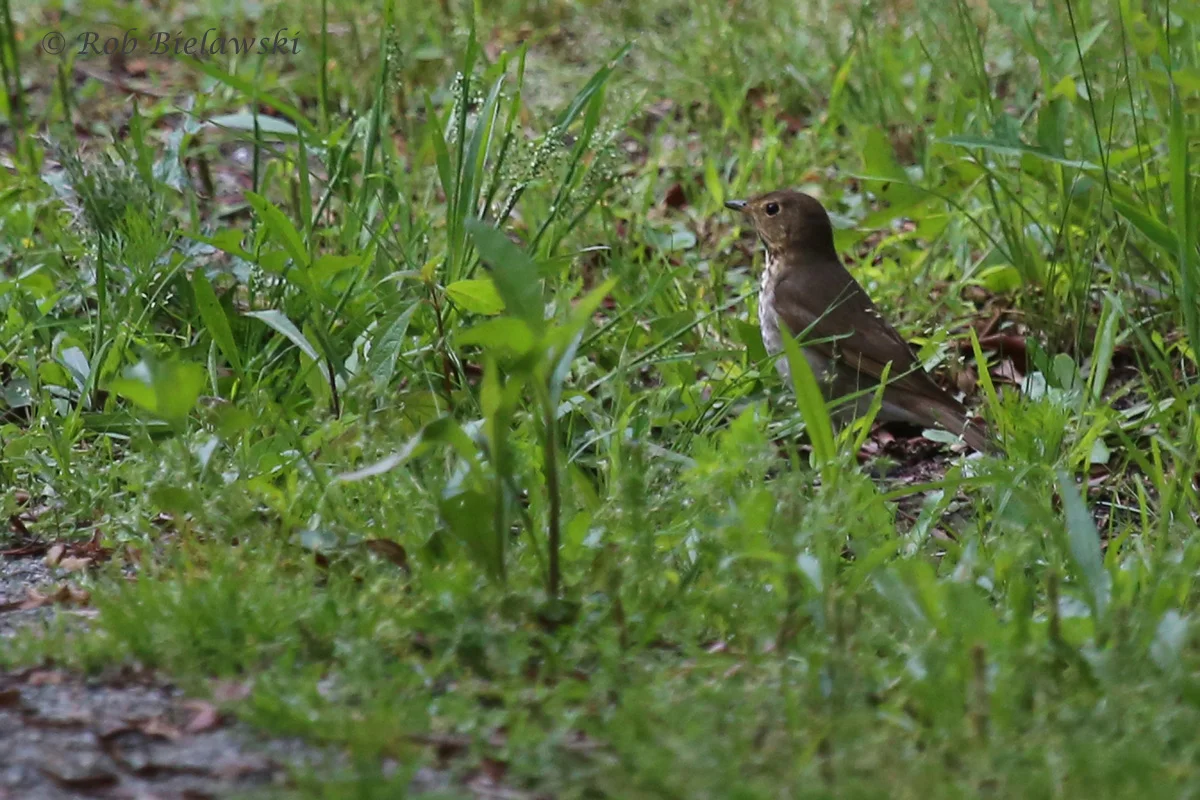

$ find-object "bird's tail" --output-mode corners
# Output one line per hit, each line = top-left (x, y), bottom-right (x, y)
(928, 398), (998, 454)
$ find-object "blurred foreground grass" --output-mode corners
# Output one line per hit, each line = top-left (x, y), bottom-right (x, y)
(1, 0), (1199, 796)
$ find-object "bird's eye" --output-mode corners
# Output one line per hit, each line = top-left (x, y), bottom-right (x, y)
(765, 202), (780, 216)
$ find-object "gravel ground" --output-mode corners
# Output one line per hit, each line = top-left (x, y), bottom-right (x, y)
(0, 552), (328, 800)
(0, 556), (60, 641)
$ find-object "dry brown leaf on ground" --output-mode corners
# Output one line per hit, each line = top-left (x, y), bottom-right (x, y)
(183, 700), (223, 734)
(20, 583), (91, 610)
(364, 539), (411, 573)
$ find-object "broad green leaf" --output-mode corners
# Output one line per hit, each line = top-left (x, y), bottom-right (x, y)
(558, 277), (617, 345)
(547, 277), (618, 403)
(549, 329), (584, 408)
(336, 432), (425, 482)
(257, 249), (291, 274)
(736, 320), (768, 362)
(940, 135), (1100, 170)
(779, 328), (836, 477)
(245, 191), (309, 269)
(1052, 353), (1082, 392)
(366, 303), (418, 386)
(1, 375), (31, 409)
(1068, 20), (1109, 62)
(1111, 194), (1179, 255)
(551, 42), (631, 130)
(109, 357), (206, 425)
(977, 264), (1024, 292)
(861, 128), (924, 211)
(421, 415), (483, 462)
(457, 317), (536, 356)
(188, 58), (319, 139)
(703, 158), (724, 206)
(457, 74), (506, 240)
(1055, 469), (1111, 620)
(969, 328), (1003, 441)
(1126, 13), (1157, 56)
(191, 270), (244, 375)
(922, 428), (964, 445)
(445, 278), (506, 315)
(196, 228), (253, 260)
(204, 112), (299, 137)
(441, 489), (503, 580)
(873, 570), (929, 632)
(1144, 68), (1200, 94)
(426, 90), (455, 216)
(1151, 610), (1188, 671)
(311, 253), (364, 283)
(824, 47), (856, 128)
(245, 309), (320, 361)
(1089, 294), (1120, 402)
(480, 355), (503, 419)
(466, 218), (543, 327)
(1036, 98), (1069, 158)
(864, 127), (910, 182)
(644, 225), (697, 252)
(59, 346), (90, 392)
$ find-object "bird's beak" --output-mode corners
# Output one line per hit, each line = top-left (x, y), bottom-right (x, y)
(724, 199), (747, 212)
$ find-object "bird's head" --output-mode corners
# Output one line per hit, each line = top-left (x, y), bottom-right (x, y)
(725, 190), (836, 259)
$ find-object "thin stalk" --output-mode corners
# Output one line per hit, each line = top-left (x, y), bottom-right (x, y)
(0, 0), (25, 145)
(428, 283), (455, 401)
(318, 0), (329, 132)
(541, 384), (562, 597)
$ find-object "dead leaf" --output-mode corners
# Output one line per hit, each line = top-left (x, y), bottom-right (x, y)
(44, 544), (65, 567)
(663, 182), (687, 209)
(409, 732), (471, 763)
(480, 756), (508, 784)
(21, 584), (91, 610)
(364, 539), (410, 573)
(65, 608), (100, 620)
(98, 722), (150, 741)
(781, 112), (808, 135)
(183, 700), (222, 733)
(991, 359), (1024, 385)
(40, 764), (118, 791)
(20, 589), (53, 610)
(956, 368), (979, 396)
(209, 679), (253, 703)
(563, 730), (606, 753)
(26, 669), (68, 686)
(212, 753), (274, 780)
(58, 556), (94, 572)
(1089, 465), (1111, 487)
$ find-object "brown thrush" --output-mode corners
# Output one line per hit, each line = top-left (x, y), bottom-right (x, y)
(726, 189), (992, 453)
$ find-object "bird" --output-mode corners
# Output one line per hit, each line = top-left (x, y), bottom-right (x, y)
(725, 189), (993, 453)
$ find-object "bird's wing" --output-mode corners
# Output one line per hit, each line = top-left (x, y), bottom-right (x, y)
(771, 259), (947, 399)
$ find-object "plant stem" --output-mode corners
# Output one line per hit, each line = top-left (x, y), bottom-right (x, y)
(429, 283), (455, 401)
(542, 387), (561, 597)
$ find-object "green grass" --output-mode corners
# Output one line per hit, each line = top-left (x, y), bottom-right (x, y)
(2, 0), (1199, 796)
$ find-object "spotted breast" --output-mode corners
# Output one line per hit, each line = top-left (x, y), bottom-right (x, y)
(758, 252), (785, 371)
(758, 250), (832, 387)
